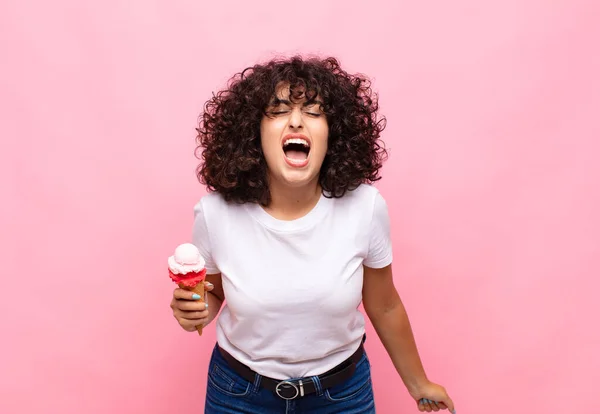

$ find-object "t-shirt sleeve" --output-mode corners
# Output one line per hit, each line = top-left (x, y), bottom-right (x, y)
(192, 198), (220, 274)
(364, 191), (393, 268)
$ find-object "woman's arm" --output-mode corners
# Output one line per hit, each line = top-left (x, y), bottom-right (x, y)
(362, 264), (456, 413)
(362, 264), (428, 392)
(204, 272), (225, 327)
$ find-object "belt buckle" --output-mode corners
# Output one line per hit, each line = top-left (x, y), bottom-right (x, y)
(275, 380), (300, 400)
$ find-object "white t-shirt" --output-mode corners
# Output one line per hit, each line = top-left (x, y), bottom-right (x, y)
(192, 184), (393, 379)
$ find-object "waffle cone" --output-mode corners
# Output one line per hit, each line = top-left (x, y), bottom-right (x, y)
(178, 282), (205, 336)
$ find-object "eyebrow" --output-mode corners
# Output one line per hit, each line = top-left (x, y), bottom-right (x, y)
(269, 98), (323, 107)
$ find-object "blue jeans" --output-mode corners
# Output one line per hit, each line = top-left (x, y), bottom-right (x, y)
(205, 344), (376, 413)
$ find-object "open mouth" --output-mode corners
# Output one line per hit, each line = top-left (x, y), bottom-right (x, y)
(282, 136), (311, 165)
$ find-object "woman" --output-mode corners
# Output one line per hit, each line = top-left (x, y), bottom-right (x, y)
(170, 56), (456, 414)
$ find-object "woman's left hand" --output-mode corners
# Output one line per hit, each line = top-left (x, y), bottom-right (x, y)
(411, 381), (455, 413)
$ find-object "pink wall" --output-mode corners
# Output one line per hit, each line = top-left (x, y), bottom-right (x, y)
(2, 1), (599, 413)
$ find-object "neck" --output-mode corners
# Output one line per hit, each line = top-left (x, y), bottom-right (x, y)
(265, 177), (322, 220)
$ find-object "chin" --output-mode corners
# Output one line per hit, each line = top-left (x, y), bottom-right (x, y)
(279, 171), (317, 187)
(272, 164), (319, 188)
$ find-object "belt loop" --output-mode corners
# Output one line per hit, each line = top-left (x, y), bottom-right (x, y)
(311, 375), (324, 396)
(252, 372), (262, 393)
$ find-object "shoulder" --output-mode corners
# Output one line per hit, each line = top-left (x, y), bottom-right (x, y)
(330, 184), (388, 225)
(345, 184), (390, 225)
(193, 191), (227, 213)
(339, 183), (385, 207)
(193, 192), (248, 223)
(193, 192), (225, 223)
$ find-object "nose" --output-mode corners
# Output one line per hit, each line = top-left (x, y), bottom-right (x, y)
(288, 107), (304, 130)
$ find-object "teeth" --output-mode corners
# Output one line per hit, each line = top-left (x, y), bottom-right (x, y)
(284, 138), (310, 147)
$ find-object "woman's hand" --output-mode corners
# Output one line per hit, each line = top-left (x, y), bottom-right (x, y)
(411, 381), (455, 413)
(170, 281), (215, 332)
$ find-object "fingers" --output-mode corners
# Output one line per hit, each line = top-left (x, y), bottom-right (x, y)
(419, 399), (443, 412)
(175, 299), (209, 312)
(434, 390), (453, 413)
(178, 317), (208, 332)
(441, 396), (455, 413)
(415, 382), (454, 413)
(173, 306), (209, 330)
(177, 310), (209, 320)
(173, 307), (209, 321)
(204, 281), (214, 291)
(171, 287), (210, 332)
(172, 288), (208, 311)
(173, 288), (202, 301)
(173, 302), (209, 319)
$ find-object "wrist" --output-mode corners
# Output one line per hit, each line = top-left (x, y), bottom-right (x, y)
(406, 376), (430, 396)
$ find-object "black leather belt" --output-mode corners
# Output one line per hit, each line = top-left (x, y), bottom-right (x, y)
(217, 338), (365, 400)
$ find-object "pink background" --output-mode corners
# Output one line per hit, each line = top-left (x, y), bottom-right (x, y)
(1, 0), (599, 413)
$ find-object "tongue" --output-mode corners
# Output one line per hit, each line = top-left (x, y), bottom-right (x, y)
(285, 150), (307, 160)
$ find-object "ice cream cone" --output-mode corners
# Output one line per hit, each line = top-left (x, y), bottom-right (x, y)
(169, 243), (208, 337)
(179, 282), (205, 336)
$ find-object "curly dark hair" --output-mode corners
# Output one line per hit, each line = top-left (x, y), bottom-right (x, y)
(195, 55), (387, 206)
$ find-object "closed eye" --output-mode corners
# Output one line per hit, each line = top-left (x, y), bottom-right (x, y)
(270, 110), (320, 117)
